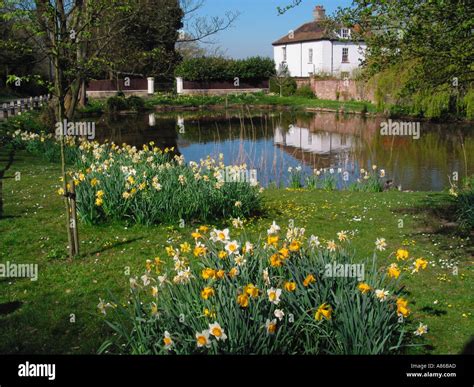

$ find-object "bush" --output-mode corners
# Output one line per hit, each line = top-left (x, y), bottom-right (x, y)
(105, 96), (128, 113)
(175, 56), (275, 82)
(269, 77), (297, 97)
(126, 96), (145, 111)
(450, 176), (474, 231)
(294, 85), (315, 99)
(98, 224), (428, 355)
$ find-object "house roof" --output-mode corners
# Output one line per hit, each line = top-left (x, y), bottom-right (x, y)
(272, 21), (361, 46)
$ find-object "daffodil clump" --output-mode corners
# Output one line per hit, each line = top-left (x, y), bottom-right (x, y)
(10, 129), (262, 225)
(99, 223), (428, 355)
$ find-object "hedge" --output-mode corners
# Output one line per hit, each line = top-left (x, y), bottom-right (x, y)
(175, 56), (276, 82)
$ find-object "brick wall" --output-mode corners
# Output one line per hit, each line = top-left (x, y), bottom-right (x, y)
(308, 79), (374, 102)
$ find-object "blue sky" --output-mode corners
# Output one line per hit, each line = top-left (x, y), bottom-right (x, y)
(191, 0), (353, 58)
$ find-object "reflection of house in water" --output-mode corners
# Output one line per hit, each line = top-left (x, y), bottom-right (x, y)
(275, 125), (353, 154)
(274, 112), (381, 170)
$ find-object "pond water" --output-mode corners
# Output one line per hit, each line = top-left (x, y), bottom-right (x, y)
(86, 109), (473, 191)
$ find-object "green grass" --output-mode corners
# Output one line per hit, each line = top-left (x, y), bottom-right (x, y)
(144, 93), (377, 114)
(0, 151), (472, 354)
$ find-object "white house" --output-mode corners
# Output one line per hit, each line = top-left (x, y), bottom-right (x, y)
(272, 5), (366, 78)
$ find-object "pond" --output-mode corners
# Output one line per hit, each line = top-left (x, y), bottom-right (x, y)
(85, 109), (473, 191)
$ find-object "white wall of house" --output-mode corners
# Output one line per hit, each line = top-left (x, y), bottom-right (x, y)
(273, 41), (366, 78)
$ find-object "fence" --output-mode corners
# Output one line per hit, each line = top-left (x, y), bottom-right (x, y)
(1, 94), (51, 120)
(177, 77), (270, 95)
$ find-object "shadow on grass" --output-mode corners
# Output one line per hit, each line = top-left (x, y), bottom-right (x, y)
(85, 236), (145, 257)
(420, 306), (447, 317)
(0, 301), (23, 316)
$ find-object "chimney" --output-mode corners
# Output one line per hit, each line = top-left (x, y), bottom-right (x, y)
(313, 5), (326, 21)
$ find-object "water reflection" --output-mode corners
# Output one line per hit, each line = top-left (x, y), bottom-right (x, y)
(88, 110), (473, 191)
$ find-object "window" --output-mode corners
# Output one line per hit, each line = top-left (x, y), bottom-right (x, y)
(282, 47), (287, 61)
(308, 48), (313, 64)
(342, 48), (349, 63)
(341, 28), (349, 39)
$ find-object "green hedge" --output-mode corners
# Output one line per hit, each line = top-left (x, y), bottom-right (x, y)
(175, 56), (276, 81)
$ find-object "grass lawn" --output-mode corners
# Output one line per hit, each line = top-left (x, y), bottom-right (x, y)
(0, 150), (472, 354)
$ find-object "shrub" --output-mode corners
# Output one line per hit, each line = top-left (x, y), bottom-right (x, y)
(294, 85), (315, 99)
(98, 224), (428, 355)
(105, 96), (128, 113)
(463, 90), (474, 120)
(127, 96), (145, 111)
(175, 56), (275, 81)
(449, 175), (474, 231)
(269, 77), (297, 97)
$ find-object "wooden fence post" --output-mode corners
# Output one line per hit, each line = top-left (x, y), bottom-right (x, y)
(68, 180), (80, 256)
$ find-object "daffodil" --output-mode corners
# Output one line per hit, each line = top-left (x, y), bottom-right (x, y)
(413, 258), (428, 272)
(337, 231), (348, 242)
(151, 286), (158, 297)
(396, 298), (410, 318)
(225, 240), (240, 255)
(265, 319), (277, 334)
(388, 263), (401, 279)
(163, 331), (173, 349)
(201, 268), (216, 280)
(326, 240), (337, 252)
(237, 293), (249, 308)
(193, 243), (207, 257)
(180, 242), (191, 253)
(267, 235), (279, 247)
(209, 322), (227, 341)
(375, 289), (389, 302)
(267, 287), (282, 305)
(375, 238), (387, 251)
(244, 284), (260, 298)
(274, 309), (285, 321)
(414, 323), (428, 336)
(211, 228), (230, 243)
(289, 240), (301, 252)
(315, 303), (332, 321)
(358, 282), (372, 294)
(303, 274), (316, 287)
(284, 281), (297, 292)
(57, 188), (65, 196)
(201, 287), (215, 300)
(228, 267), (239, 278)
(270, 253), (283, 267)
(196, 330), (211, 348)
(191, 231), (202, 240)
(396, 249), (409, 261)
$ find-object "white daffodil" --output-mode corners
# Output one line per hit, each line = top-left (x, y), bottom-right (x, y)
(375, 238), (387, 251)
(209, 322), (227, 341)
(196, 330), (211, 348)
(274, 309), (285, 321)
(375, 289), (389, 302)
(267, 287), (282, 305)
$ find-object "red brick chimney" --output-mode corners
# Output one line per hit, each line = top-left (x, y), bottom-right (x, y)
(313, 5), (326, 21)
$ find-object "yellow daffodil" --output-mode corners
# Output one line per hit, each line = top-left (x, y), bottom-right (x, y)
(326, 240), (337, 252)
(284, 281), (297, 292)
(358, 282), (372, 294)
(151, 286), (158, 297)
(204, 308), (216, 319)
(414, 258), (428, 272)
(90, 177), (99, 186)
(57, 188), (65, 196)
(303, 274), (316, 287)
(237, 293), (249, 308)
(388, 263), (401, 279)
(218, 251), (228, 260)
(396, 298), (410, 318)
(396, 249), (409, 261)
(267, 235), (279, 247)
(191, 231), (202, 240)
(165, 246), (176, 257)
(201, 268), (216, 280)
(216, 269), (225, 279)
(228, 267), (239, 278)
(95, 197), (103, 206)
(289, 240), (301, 252)
(180, 242), (191, 253)
(270, 253), (283, 267)
(194, 243), (207, 257)
(337, 231), (348, 242)
(244, 284), (260, 298)
(315, 303), (332, 321)
(201, 287), (215, 300)
(198, 225), (209, 233)
(279, 247), (290, 259)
